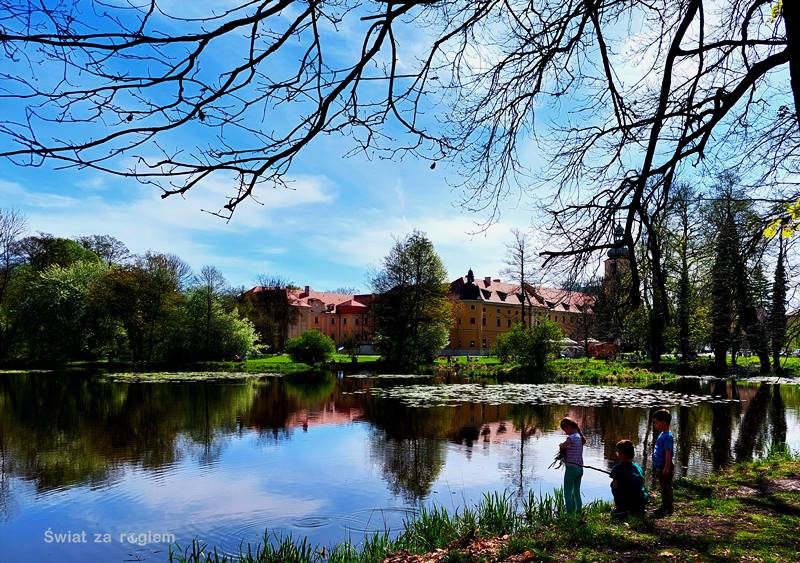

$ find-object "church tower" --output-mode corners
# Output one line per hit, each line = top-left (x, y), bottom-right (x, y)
(604, 224), (630, 279)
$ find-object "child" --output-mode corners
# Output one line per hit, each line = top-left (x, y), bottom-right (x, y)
(559, 417), (587, 514)
(609, 439), (647, 517)
(651, 409), (674, 517)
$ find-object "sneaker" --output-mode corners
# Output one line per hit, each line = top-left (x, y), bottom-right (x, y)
(610, 509), (629, 519)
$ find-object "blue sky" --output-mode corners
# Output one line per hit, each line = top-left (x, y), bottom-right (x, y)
(0, 133), (540, 291)
(0, 2), (553, 292)
(5, 2), (788, 293)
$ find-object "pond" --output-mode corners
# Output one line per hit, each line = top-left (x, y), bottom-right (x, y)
(0, 372), (798, 562)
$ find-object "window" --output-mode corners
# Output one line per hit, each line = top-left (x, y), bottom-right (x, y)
(482, 307), (486, 312)
(496, 308), (500, 313)
(482, 318), (486, 326)
(355, 318), (359, 325)
(496, 318), (500, 327)
(470, 317), (476, 324)
(470, 304), (475, 310)
(507, 319), (511, 327)
(314, 316), (319, 324)
(331, 333), (335, 339)
(469, 340), (476, 348)
(332, 317), (336, 324)
(482, 339), (487, 348)
(343, 318), (347, 325)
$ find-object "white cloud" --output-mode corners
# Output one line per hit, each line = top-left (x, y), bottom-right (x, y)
(3, 174), (334, 284)
(311, 212), (543, 282)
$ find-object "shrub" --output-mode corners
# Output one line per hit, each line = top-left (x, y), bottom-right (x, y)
(494, 320), (563, 371)
(285, 330), (335, 365)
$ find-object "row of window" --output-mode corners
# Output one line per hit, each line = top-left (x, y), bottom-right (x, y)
(314, 316), (360, 325)
(456, 339), (488, 348)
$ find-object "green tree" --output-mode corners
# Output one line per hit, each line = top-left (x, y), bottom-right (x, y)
(285, 330), (335, 365)
(770, 235), (788, 371)
(184, 276), (258, 361)
(90, 254), (187, 362)
(16, 234), (100, 271)
(708, 178), (771, 373)
(710, 199), (738, 372)
(371, 231), (451, 369)
(495, 320), (563, 373)
(17, 260), (108, 360)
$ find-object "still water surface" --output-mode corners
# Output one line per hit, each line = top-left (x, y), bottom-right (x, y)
(0, 372), (798, 562)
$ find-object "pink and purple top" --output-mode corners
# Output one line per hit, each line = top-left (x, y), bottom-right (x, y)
(564, 432), (584, 466)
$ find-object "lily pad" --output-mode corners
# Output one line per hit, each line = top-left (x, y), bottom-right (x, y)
(366, 383), (738, 408)
(103, 371), (281, 382)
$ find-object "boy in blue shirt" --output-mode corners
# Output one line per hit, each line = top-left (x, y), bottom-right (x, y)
(610, 439), (647, 518)
(652, 409), (674, 517)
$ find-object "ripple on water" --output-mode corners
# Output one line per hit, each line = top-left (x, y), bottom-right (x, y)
(292, 515), (335, 529)
(339, 507), (418, 534)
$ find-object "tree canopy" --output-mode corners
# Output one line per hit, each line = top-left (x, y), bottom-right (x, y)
(371, 230), (451, 368)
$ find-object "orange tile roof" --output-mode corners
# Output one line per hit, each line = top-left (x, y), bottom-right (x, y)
(450, 275), (594, 311)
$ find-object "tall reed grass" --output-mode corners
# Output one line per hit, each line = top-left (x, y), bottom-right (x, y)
(169, 488), (608, 563)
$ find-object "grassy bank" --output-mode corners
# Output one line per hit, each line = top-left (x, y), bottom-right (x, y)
(198, 353), (384, 373)
(444, 358), (678, 383)
(169, 451), (799, 562)
(550, 358), (677, 383)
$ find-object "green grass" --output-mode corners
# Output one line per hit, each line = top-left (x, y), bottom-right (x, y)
(550, 358), (678, 383)
(434, 356), (504, 366)
(331, 354), (382, 363)
(169, 452), (800, 562)
(202, 354), (382, 374)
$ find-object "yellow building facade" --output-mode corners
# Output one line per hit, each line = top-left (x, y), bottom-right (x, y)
(448, 270), (594, 354)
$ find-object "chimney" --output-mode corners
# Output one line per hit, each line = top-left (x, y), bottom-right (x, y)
(484, 276), (492, 285)
(303, 285), (310, 297)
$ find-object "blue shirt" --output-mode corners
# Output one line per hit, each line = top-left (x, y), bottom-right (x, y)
(653, 431), (674, 469)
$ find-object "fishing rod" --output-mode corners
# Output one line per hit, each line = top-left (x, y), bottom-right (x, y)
(548, 451), (612, 475)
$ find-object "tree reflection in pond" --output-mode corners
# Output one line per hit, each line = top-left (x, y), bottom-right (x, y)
(0, 372), (798, 548)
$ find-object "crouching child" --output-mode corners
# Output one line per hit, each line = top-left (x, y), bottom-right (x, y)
(610, 439), (648, 518)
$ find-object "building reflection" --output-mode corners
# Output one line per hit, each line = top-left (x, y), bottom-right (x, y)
(0, 373), (798, 508)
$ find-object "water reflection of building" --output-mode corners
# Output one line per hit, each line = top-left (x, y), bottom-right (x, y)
(1, 373), (797, 508)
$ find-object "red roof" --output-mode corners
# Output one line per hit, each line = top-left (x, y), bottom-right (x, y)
(245, 286), (374, 313)
(450, 275), (594, 312)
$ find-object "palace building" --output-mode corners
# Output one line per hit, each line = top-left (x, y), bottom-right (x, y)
(244, 269), (598, 355)
(447, 270), (595, 354)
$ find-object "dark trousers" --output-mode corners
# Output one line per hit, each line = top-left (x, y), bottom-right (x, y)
(612, 488), (645, 515)
(655, 463), (674, 510)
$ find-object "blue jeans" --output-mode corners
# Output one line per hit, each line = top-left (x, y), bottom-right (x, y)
(564, 465), (584, 514)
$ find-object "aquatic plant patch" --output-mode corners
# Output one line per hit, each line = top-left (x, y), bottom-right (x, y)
(103, 371), (282, 382)
(365, 383), (738, 408)
(738, 376), (800, 385)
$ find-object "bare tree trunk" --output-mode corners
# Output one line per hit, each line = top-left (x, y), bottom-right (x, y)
(784, 1), (800, 125)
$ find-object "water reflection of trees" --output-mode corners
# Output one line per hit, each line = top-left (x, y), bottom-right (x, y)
(1, 373), (797, 512)
(0, 374), (256, 492)
(730, 383), (792, 463)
